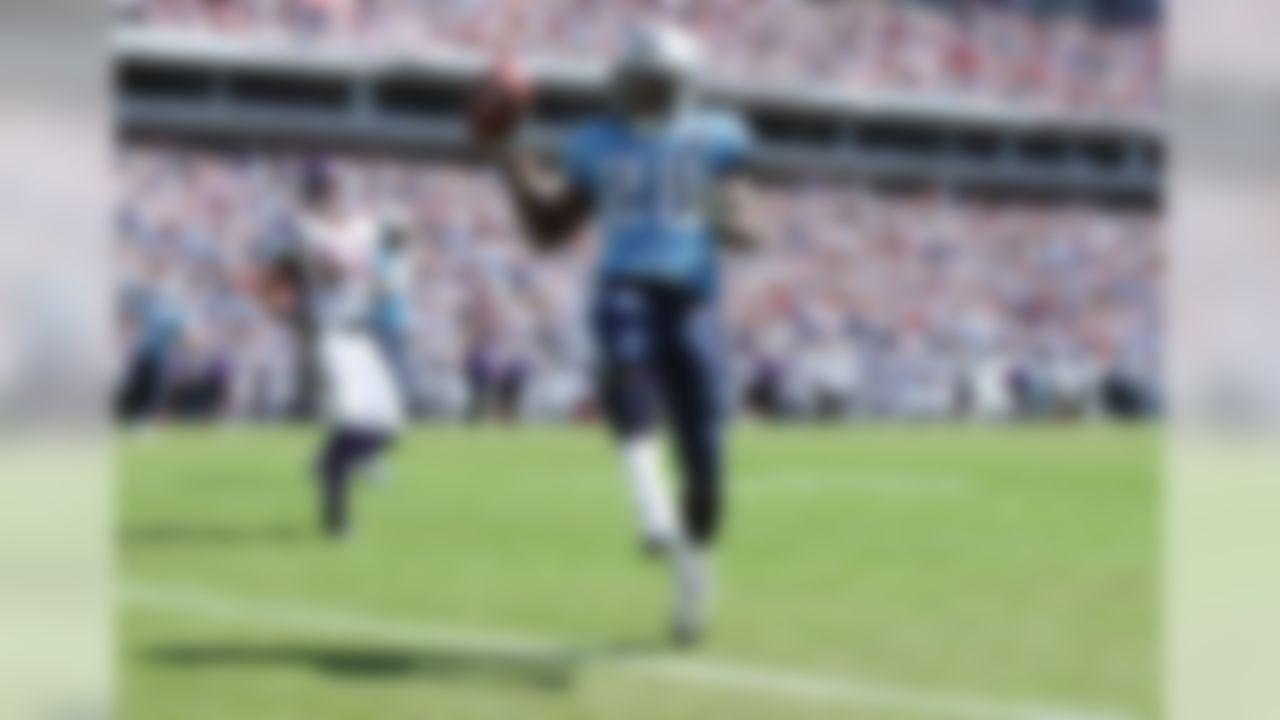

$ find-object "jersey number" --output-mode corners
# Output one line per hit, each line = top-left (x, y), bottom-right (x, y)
(601, 152), (704, 231)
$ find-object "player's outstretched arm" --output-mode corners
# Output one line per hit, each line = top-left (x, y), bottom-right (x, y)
(467, 59), (594, 251)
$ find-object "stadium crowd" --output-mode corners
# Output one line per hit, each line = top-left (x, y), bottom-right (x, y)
(112, 0), (1161, 113)
(116, 143), (1161, 422)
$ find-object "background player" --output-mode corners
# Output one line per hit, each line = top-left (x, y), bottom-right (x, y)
(253, 163), (406, 539)
(371, 214), (419, 419)
(471, 23), (758, 644)
(116, 253), (186, 432)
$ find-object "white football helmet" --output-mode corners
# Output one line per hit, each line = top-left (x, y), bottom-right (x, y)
(612, 23), (704, 123)
(614, 22), (703, 82)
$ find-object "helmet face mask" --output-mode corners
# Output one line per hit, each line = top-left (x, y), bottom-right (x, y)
(612, 24), (702, 128)
(614, 66), (685, 124)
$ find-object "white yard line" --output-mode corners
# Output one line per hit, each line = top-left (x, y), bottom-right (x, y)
(122, 582), (1135, 720)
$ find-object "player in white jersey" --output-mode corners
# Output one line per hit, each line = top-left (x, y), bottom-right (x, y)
(256, 163), (405, 538)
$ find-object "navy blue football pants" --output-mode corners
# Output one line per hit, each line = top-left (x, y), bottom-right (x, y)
(592, 279), (727, 546)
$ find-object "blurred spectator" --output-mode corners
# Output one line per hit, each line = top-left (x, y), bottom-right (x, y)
(113, 0), (1162, 114)
(116, 143), (1162, 422)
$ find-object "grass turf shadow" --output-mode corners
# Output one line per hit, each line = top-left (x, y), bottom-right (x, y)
(143, 639), (665, 694)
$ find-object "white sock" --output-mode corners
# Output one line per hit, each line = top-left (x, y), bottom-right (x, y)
(672, 541), (714, 639)
(621, 435), (678, 543)
(676, 543), (712, 599)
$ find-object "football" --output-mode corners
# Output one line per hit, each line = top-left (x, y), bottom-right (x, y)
(467, 58), (532, 144)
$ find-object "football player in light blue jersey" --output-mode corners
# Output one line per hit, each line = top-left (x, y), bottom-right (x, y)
(117, 255), (186, 429)
(371, 215), (418, 412)
(479, 22), (758, 644)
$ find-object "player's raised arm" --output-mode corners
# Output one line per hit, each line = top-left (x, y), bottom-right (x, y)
(495, 150), (594, 251)
(467, 61), (594, 250)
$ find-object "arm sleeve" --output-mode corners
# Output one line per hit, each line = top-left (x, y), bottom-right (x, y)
(560, 123), (600, 195)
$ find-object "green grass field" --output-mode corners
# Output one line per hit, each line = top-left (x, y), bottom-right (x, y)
(119, 424), (1157, 720)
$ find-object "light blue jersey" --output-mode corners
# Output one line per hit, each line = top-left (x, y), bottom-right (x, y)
(126, 281), (185, 360)
(563, 110), (752, 295)
(371, 243), (412, 338)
